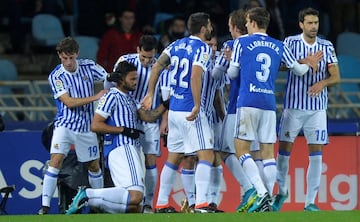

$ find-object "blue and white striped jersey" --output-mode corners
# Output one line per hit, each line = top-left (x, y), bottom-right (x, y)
(164, 36), (212, 112)
(49, 59), (107, 132)
(114, 53), (163, 123)
(95, 87), (140, 157)
(202, 51), (224, 119)
(113, 54), (158, 107)
(231, 33), (297, 111)
(283, 34), (338, 110)
(214, 39), (239, 115)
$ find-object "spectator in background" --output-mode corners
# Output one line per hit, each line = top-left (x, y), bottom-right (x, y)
(97, 8), (143, 72)
(158, 15), (187, 53)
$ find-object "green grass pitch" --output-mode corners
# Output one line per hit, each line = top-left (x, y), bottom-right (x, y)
(1, 211), (360, 222)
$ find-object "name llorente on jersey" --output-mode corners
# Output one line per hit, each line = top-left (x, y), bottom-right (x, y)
(247, 40), (280, 54)
(249, 83), (274, 94)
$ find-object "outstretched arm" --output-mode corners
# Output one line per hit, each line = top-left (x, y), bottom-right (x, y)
(141, 53), (170, 110)
(59, 89), (108, 108)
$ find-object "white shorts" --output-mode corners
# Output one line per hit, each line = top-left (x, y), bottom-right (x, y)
(234, 107), (276, 144)
(138, 122), (161, 156)
(108, 144), (144, 192)
(278, 109), (328, 144)
(167, 110), (214, 154)
(50, 126), (99, 162)
(220, 114), (260, 153)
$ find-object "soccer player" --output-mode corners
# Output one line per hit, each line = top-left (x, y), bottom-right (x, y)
(273, 7), (340, 212)
(113, 35), (161, 213)
(142, 12), (216, 213)
(212, 9), (258, 212)
(38, 37), (107, 215)
(199, 34), (224, 212)
(66, 61), (168, 214)
(227, 7), (310, 212)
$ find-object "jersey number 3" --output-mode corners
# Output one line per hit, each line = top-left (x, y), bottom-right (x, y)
(256, 53), (271, 82)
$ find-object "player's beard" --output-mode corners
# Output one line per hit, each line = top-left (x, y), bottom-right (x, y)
(123, 82), (136, 92)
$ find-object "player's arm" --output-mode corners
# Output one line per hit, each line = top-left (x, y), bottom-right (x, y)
(59, 90), (107, 108)
(91, 112), (144, 139)
(227, 65), (240, 79)
(283, 45), (309, 76)
(212, 46), (231, 80)
(137, 102), (168, 122)
(226, 39), (240, 79)
(186, 65), (203, 121)
(291, 62), (310, 76)
(91, 113), (124, 134)
(307, 62), (340, 97)
(325, 63), (341, 87)
(142, 53), (170, 110)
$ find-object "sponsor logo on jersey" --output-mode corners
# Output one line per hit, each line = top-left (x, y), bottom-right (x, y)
(249, 83), (274, 94)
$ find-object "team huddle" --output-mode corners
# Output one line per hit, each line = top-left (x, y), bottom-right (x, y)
(38, 6), (340, 215)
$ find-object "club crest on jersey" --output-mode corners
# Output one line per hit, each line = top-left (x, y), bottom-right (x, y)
(55, 80), (63, 91)
(83, 75), (89, 81)
(54, 144), (59, 149)
(285, 131), (290, 138)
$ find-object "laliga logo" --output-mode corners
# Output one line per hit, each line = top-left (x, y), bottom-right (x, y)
(168, 171), (227, 207)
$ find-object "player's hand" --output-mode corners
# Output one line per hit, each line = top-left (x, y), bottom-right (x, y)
(160, 119), (168, 136)
(141, 94), (153, 110)
(306, 51), (323, 73)
(95, 89), (108, 100)
(308, 81), (326, 97)
(186, 106), (200, 121)
(223, 46), (232, 62)
(122, 127), (144, 139)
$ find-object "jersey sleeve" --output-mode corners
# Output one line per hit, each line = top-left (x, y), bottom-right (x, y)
(95, 92), (114, 119)
(48, 73), (67, 99)
(92, 62), (108, 81)
(229, 38), (241, 68)
(281, 44), (297, 69)
(193, 43), (212, 71)
(326, 42), (338, 64)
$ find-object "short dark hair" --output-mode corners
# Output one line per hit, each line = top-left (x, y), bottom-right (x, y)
(139, 35), (157, 51)
(56, 37), (79, 55)
(246, 7), (270, 30)
(187, 12), (210, 35)
(107, 61), (137, 82)
(229, 9), (247, 35)
(298, 7), (319, 23)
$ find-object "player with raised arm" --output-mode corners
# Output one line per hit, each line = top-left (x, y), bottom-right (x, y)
(113, 35), (161, 213)
(38, 37), (107, 215)
(273, 7), (340, 212)
(66, 61), (168, 214)
(212, 9), (259, 213)
(227, 7), (309, 213)
(142, 12), (216, 213)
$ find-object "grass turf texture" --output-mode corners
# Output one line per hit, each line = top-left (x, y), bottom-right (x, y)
(1, 211), (360, 222)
